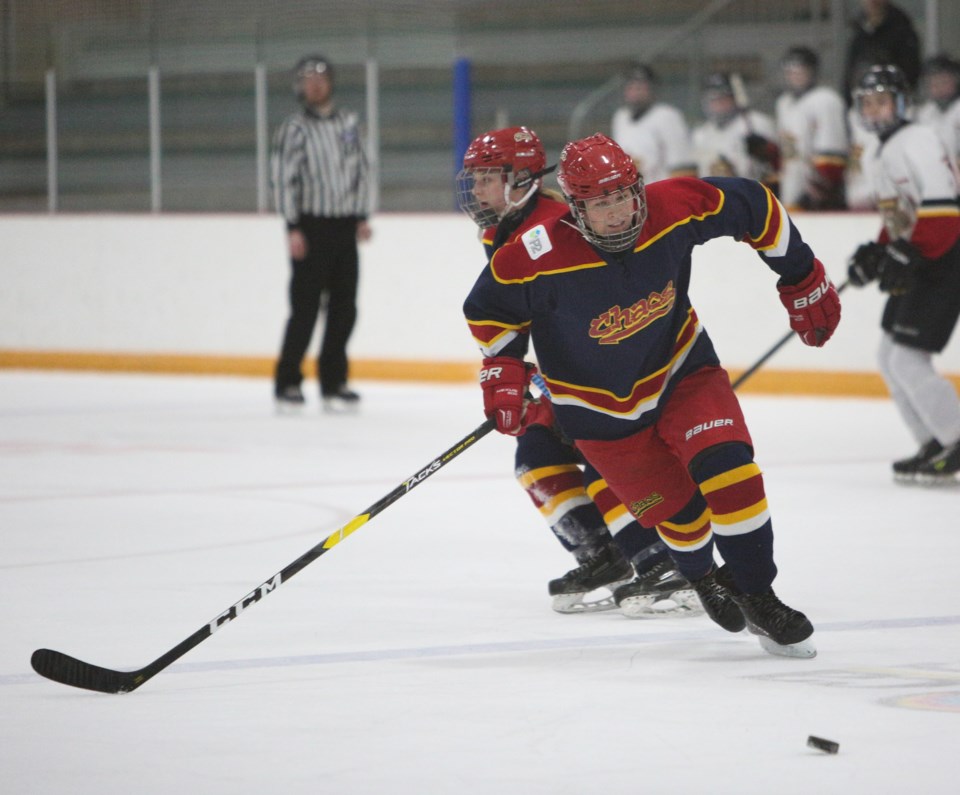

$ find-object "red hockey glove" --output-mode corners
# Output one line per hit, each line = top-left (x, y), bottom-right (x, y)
(777, 258), (841, 347)
(480, 356), (530, 434)
(480, 357), (556, 435)
(522, 396), (555, 431)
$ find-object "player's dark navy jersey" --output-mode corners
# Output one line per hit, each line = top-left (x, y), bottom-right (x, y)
(464, 176), (816, 441)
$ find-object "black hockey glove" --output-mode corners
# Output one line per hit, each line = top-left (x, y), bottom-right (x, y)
(878, 239), (922, 296)
(847, 241), (885, 287)
(745, 133), (779, 167)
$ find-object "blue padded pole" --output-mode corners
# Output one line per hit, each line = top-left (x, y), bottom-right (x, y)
(452, 57), (472, 206)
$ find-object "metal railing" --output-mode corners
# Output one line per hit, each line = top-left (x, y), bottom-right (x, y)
(567, 0), (739, 141)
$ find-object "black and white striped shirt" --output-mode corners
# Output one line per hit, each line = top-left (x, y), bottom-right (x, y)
(271, 105), (370, 225)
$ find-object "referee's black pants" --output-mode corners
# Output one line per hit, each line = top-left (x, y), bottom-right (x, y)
(275, 215), (359, 396)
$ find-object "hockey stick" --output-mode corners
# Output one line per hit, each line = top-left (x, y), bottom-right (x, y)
(731, 280), (849, 390)
(31, 417), (497, 694)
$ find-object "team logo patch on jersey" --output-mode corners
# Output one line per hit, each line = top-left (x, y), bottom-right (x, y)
(589, 281), (676, 344)
(522, 225), (552, 260)
(630, 493), (664, 518)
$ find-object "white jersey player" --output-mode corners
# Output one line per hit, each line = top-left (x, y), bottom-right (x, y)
(692, 72), (779, 190)
(845, 105), (880, 210)
(914, 55), (960, 170)
(846, 65), (960, 482)
(775, 46), (848, 210)
(610, 62), (696, 184)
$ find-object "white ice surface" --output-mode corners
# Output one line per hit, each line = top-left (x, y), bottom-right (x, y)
(1, 371), (958, 794)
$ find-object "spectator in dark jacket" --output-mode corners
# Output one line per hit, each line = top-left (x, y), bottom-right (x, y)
(844, 0), (921, 103)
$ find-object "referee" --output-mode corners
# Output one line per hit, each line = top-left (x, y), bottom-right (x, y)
(271, 53), (372, 413)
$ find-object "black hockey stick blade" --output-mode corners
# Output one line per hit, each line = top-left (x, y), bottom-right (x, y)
(30, 417), (496, 694)
(31, 649), (144, 694)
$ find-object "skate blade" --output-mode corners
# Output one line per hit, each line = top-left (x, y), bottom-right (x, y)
(275, 402), (306, 416)
(758, 634), (817, 658)
(618, 589), (705, 619)
(551, 593), (619, 613)
(551, 577), (633, 614)
(893, 473), (919, 485)
(322, 400), (360, 415)
(915, 473), (960, 487)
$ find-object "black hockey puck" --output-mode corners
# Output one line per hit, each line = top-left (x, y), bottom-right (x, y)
(807, 735), (839, 754)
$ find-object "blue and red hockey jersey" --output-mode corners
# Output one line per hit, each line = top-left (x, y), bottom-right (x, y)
(464, 176), (817, 440)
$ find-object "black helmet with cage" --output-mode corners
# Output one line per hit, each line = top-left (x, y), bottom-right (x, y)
(854, 64), (911, 134)
(701, 72), (738, 124)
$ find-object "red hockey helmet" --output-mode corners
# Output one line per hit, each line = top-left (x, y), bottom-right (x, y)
(462, 126), (546, 185)
(557, 133), (646, 252)
(457, 126), (549, 227)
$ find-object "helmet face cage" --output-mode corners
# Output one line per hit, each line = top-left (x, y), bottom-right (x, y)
(567, 182), (647, 253)
(457, 127), (547, 228)
(854, 65), (910, 134)
(558, 134), (647, 253)
(456, 167), (507, 228)
(701, 72), (737, 124)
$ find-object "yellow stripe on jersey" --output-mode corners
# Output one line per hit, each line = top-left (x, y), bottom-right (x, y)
(516, 464), (581, 489)
(710, 499), (769, 528)
(747, 184), (786, 253)
(699, 463), (762, 495)
(633, 190), (725, 253)
(659, 506), (712, 536)
(812, 154), (847, 167)
(537, 488), (594, 520)
(585, 478), (607, 499)
(602, 502), (632, 528)
(917, 206), (960, 218)
(490, 256), (607, 285)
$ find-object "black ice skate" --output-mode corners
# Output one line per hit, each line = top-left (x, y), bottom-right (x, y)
(548, 544), (634, 614)
(275, 384), (306, 415)
(730, 589), (816, 659)
(322, 387), (361, 415)
(915, 440), (960, 485)
(893, 439), (943, 482)
(613, 558), (703, 619)
(690, 565), (746, 633)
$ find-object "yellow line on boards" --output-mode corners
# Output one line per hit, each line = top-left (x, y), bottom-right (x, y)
(2, 349), (959, 398)
(0, 351), (476, 383)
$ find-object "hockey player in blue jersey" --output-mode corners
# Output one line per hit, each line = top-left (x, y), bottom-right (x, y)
(457, 126), (701, 617)
(464, 133), (841, 657)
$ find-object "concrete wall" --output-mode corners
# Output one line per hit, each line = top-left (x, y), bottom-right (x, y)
(2, 211), (959, 389)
